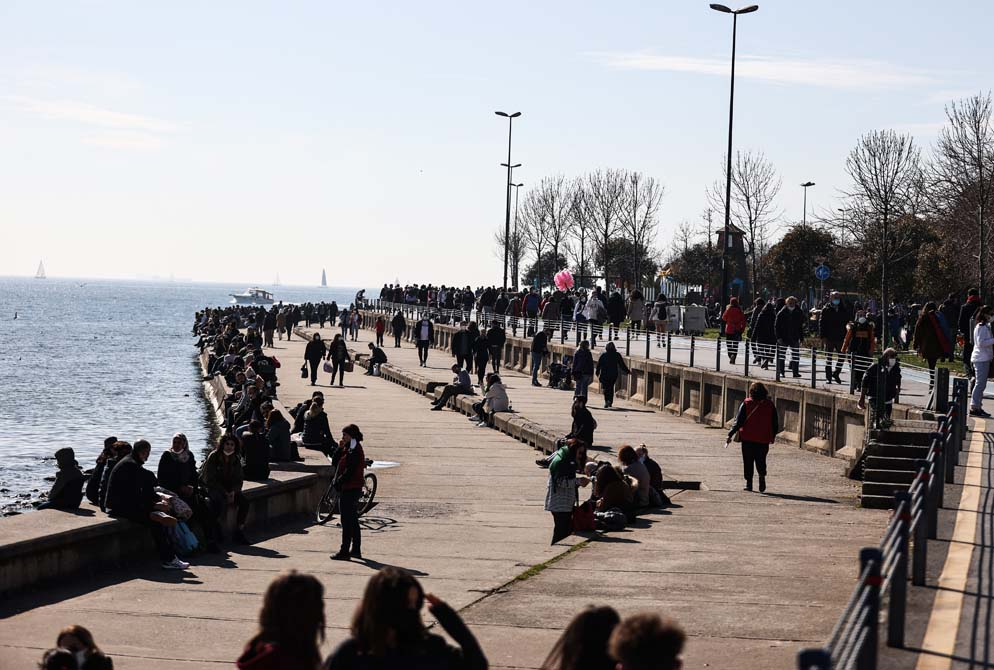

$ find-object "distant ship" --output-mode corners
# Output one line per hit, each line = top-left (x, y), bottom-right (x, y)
(230, 287), (275, 305)
(321, 269), (327, 288)
(35, 261), (46, 279)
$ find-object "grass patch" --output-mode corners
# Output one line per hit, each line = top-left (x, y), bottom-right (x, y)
(510, 539), (591, 584)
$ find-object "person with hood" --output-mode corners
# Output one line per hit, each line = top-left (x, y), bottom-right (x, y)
(485, 321), (506, 373)
(157, 433), (199, 502)
(545, 438), (582, 545)
(303, 333), (327, 386)
(326, 334), (351, 387)
(237, 571), (326, 670)
(390, 311), (406, 348)
(607, 290), (626, 341)
(912, 301), (954, 385)
(627, 290), (646, 332)
(721, 297), (747, 365)
(85, 436), (118, 507)
(56, 625), (114, 670)
(858, 348), (903, 419)
(331, 424), (367, 561)
(774, 296), (804, 378)
(106, 439), (189, 570)
(414, 315), (434, 367)
(958, 288), (983, 377)
(39, 447), (85, 510)
(596, 341), (630, 408)
(200, 434), (251, 545)
(323, 567), (487, 669)
(565, 395), (596, 447)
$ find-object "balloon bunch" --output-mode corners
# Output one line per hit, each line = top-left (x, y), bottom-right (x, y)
(553, 269), (574, 291)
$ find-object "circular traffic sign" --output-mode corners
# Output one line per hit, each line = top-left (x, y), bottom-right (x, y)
(815, 264), (831, 281)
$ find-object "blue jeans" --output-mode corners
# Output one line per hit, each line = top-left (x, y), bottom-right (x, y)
(972, 360), (990, 409)
(574, 374), (592, 399)
(531, 354), (544, 384)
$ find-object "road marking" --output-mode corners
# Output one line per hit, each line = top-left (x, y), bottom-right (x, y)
(915, 419), (986, 670)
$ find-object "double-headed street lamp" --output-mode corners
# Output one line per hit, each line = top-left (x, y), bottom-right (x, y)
(801, 181), (815, 226)
(511, 182), (524, 289)
(496, 111), (521, 292)
(711, 3), (758, 308)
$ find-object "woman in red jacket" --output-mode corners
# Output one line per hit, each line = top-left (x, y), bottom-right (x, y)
(331, 424), (366, 561)
(722, 297), (748, 365)
(725, 382), (779, 492)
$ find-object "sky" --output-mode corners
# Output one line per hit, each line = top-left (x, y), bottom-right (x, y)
(1, 1), (990, 287)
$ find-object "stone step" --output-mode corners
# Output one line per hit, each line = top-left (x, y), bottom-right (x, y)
(864, 468), (917, 484)
(865, 455), (923, 472)
(867, 442), (932, 459)
(862, 480), (912, 497)
(860, 493), (899, 510)
(868, 429), (937, 446)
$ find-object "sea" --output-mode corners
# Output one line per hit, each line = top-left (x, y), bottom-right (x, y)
(0, 276), (366, 514)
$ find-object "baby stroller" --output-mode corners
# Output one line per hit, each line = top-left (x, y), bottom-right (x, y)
(548, 355), (574, 391)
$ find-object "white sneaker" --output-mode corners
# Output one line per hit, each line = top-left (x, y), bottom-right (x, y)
(162, 557), (190, 570)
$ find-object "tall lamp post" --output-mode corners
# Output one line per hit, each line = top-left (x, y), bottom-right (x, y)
(496, 111), (521, 291)
(801, 181), (815, 226)
(511, 182), (524, 289)
(711, 3), (758, 310)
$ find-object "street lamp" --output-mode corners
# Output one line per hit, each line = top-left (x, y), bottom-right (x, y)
(496, 111), (521, 292)
(711, 3), (759, 309)
(511, 182), (524, 289)
(801, 181), (815, 226)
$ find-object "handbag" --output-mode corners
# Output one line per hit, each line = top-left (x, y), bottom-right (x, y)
(300, 364), (308, 379)
(344, 359), (355, 373)
(323, 360), (334, 373)
(732, 401), (765, 442)
(572, 500), (596, 531)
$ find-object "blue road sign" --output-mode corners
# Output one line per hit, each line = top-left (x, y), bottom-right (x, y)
(815, 264), (831, 281)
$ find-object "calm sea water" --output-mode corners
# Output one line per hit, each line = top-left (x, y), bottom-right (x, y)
(0, 277), (364, 513)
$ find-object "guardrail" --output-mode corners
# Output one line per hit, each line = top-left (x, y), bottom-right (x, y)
(796, 376), (969, 669)
(370, 299), (956, 408)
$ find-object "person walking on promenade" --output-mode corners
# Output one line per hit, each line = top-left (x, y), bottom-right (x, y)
(414, 314), (435, 367)
(339, 309), (350, 340)
(326, 334), (351, 387)
(572, 340), (594, 398)
(285, 307), (295, 341)
(238, 571), (326, 670)
(774, 296), (804, 378)
(471, 323), (490, 387)
(323, 567), (488, 669)
(725, 382), (779, 492)
(858, 348), (903, 419)
(540, 606), (620, 670)
(607, 289), (625, 341)
(486, 320), (506, 372)
(842, 308), (876, 388)
(545, 437), (582, 544)
(596, 341), (630, 408)
(263, 307), (276, 348)
(970, 306), (994, 417)
(649, 295), (668, 347)
(912, 302), (953, 387)
(331, 424), (366, 561)
(304, 333), (327, 386)
(391, 311), (406, 348)
(508, 291), (522, 337)
(722, 297), (747, 365)
(818, 291), (849, 383)
(584, 289), (607, 349)
(276, 309), (286, 342)
(959, 288), (983, 378)
(374, 315), (385, 347)
(451, 322), (474, 373)
(349, 309), (361, 342)
(627, 290), (646, 333)
(201, 434), (252, 545)
(531, 328), (551, 387)
(748, 298), (776, 369)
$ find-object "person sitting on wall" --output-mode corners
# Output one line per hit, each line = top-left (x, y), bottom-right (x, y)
(431, 365), (474, 411)
(365, 342), (388, 375)
(38, 447), (85, 510)
(471, 373), (510, 426)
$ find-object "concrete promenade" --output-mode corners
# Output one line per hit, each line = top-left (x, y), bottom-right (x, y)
(0, 323), (896, 669)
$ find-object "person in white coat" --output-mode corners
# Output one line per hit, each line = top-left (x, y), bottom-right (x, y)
(970, 305), (994, 417)
(583, 291), (606, 348)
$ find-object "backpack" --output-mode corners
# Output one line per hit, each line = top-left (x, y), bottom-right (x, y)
(595, 508), (627, 532)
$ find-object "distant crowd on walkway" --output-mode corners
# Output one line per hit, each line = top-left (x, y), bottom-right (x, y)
(38, 568), (687, 670)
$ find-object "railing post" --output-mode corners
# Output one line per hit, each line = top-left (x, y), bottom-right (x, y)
(934, 367), (950, 414)
(561, 319), (566, 344)
(690, 335), (696, 368)
(797, 649), (832, 670)
(744, 339), (751, 378)
(926, 453), (939, 540)
(776, 343), (783, 382)
(666, 332), (672, 363)
(645, 326), (650, 359)
(858, 547), (882, 670)
(849, 350), (857, 395)
(626, 326), (631, 356)
(811, 347), (818, 389)
(716, 334), (722, 372)
(912, 461), (928, 586)
(888, 492), (911, 648)
(944, 430), (956, 484)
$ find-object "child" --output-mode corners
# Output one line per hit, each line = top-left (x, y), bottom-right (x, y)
(40, 448), (85, 510)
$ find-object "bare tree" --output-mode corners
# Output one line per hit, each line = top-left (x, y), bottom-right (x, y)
(532, 175), (575, 279)
(707, 150), (781, 296)
(567, 178), (597, 285)
(931, 92), (994, 298)
(842, 129), (922, 346)
(519, 188), (551, 288)
(493, 227), (526, 289)
(579, 168), (626, 287)
(619, 171), (664, 290)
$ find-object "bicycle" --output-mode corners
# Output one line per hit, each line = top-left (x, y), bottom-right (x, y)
(316, 453), (378, 524)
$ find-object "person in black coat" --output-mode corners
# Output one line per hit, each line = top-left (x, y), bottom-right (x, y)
(304, 333), (328, 386)
(86, 436), (118, 507)
(391, 311), (407, 348)
(39, 448), (84, 510)
(596, 341), (631, 408)
(818, 291), (849, 383)
(748, 299), (776, 369)
(451, 323), (474, 373)
(98, 441), (133, 512)
(485, 322), (506, 373)
(472, 329), (490, 387)
(240, 420), (271, 481)
(530, 329), (550, 387)
(572, 340), (595, 398)
(958, 289), (983, 377)
(566, 395), (597, 447)
(774, 296), (804, 378)
(157, 433), (199, 500)
(606, 291), (626, 340)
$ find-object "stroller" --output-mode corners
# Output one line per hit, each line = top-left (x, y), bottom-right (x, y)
(548, 355), (574, 390)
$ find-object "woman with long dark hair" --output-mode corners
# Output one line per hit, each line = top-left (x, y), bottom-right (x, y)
(55, 625), (113, 670)
(725, 382), (779, 492)
(540, 606), (620, 670)
(544, 438), (581, 545)
(324, 567), (487, 670)
(331, 424), (366, 561)
(237, 571), (326, 670)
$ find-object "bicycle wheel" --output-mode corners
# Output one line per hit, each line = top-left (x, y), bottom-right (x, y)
(358, 473), (378, 515)
(316, 485), (339, 524)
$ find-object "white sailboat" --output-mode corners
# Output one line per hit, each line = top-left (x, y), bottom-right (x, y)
(35, 261), (46, 279)
(321, 269), (327, 288)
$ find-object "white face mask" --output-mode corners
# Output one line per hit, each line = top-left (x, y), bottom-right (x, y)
(858, 317), (867, 324)
(887, 358), (897, 369)
(786, 305), (795, 311)
(75, 651), (87, 667)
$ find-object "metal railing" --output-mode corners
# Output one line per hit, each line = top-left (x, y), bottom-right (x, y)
(372, 299), (958, 408)
(796, 377), (969, 669)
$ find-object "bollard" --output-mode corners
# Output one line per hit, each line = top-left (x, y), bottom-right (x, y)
(690, 335), (696, 368)
(954, 377), (969, 450)
(716, 335), (722, 372)
(666, 332), (672, 362)
(858, 547), (882, 670)
(797, 648), (832, 670)
(626, 326), (631, 356)
(888, 492), (911, 648)
(744, 340), (751, 377)
(934, 367), (950, 414)
(811, 348), (818, 389)
(912, 461), (929, 586)
(944, 430), (956, 484)
(927, 449), (940, 540)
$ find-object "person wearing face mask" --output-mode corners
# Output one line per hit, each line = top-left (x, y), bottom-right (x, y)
(959, 288), (984, 378)
(843, 309), (876, 389)
(331, 424), (366, 561)
(774, 296), (804, 378)
(969, 307), (994, 417)
(200, 434), (251, 545)
(818, 291), (849, 384)
(858, 348), (902, 418)
(56, 625), (113, 670)
(414, 315), (434, 367)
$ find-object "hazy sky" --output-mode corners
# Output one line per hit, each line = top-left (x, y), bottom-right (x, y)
(1, 1), (990, 287)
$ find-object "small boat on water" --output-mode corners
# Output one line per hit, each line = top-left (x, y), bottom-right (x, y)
(230, 287), (275, 305)
(35, 261), (46, 279)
